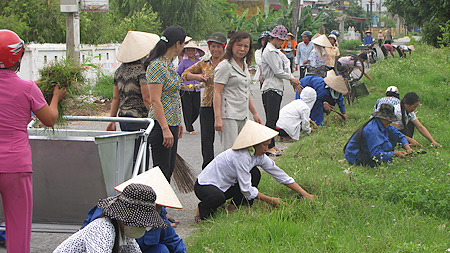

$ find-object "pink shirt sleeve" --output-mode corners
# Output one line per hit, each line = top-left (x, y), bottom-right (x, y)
(30, 82), (48, 112)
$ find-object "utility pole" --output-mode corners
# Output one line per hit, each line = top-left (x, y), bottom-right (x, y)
(369, 0), (373, 30)
(60, 0), (80, 62)
(291, 0), (300, 41)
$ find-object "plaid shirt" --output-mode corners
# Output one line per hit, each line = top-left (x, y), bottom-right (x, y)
(181, 58), (215, 107)
(146, 56), (182, 126)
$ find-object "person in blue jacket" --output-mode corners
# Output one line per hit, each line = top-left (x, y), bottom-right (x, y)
(82, 204), (186, 253)
(295, 70), (348, 126)
(344, 103), (414, 167)
(364, 30), (374, 46)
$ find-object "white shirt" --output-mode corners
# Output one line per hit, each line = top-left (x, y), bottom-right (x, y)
(53, 217), (142, 253)
(276, 99), (312, 140)
(253, 49), (263, 81)
(393, 104), (417, 129)
(214, 58), (251, 120)
(261, 42), (293, 94)
(197, 149), (295, 200)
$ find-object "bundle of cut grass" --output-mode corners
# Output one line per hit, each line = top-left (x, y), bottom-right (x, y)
(37, 58), (88, 125)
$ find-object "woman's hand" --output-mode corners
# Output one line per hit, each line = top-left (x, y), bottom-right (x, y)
(304, 194), (316, 201)
(253, 114), (262, 124)
(409, 138), (422, 147)
(394, 151), (408, 158)
(53, 85), (67, 101)
(193, 74), (207, 82)
(431, 141), (441, 147)
(215, 118), (223, 132)
(106, 122), (116, 131)
(178, 124), (183, 139)
(162, 128), (174, 148)
(323, 102), (332, 112)
(269, 197), (281, 208)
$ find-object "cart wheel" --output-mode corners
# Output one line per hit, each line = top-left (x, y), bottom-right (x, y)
(334, 52), (365, 82)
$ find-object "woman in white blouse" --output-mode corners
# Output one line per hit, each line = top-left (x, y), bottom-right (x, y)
(261, 25), (302, 156)
(194, 120), (315, 221)
(214, 31), (262, 152)
(276, 87), (317, 141)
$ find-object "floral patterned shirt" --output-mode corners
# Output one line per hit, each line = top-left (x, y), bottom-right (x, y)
(181, 58), (215, 107)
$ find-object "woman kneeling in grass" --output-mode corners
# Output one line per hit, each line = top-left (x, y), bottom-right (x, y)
(344, 103), (414, 167)
(194, 120), (315, 221)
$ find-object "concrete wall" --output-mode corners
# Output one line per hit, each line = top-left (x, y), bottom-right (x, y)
(17, 43), (121, 84)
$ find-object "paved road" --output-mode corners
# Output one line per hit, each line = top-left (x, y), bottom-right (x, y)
(2, 69), (299, 252)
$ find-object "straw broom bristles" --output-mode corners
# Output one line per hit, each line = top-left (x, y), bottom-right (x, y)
(173, 154), (195, 193)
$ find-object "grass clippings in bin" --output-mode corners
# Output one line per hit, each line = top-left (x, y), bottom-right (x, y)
(37, 58), (91, 125)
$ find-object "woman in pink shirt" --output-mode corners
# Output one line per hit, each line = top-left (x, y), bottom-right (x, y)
(0, 29), (66, 252)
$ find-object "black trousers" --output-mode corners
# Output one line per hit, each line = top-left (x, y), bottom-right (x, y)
(262, 90), (282, 149)
(299, 66), (307, 79)
(378, 39), (383, 47)
(149, 120), (179, 182)
(200, 106), (215, 169)
(180, 90), (200, 132)
(287, 56), (295, 73)
(119, 121), (150, 171)
(194, 167), (261, 220)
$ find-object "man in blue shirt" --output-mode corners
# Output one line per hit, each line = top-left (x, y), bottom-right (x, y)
(295, 31), (314, 79)
(296, 71), (348, 126)
(344, 104), (413, 167)
(364, 30), (374, 46)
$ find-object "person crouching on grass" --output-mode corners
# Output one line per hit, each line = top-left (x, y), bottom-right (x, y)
(194, 120), (315, 221)
(344, 104), (414, 167)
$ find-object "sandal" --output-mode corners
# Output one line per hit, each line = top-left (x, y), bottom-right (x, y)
(167, 217), (180, 224)
(265, 150), (283, 157)
(194, 215), (203, 223)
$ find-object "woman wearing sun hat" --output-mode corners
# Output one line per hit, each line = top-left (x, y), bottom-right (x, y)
(325, 34), (340, 68)
(296, 70), (348, 126)
(307, 34), (332, 77)
(106, 31), (160, 170)
(78, 168), (187, 253)
(182, 32), (227, 169)
(276, 87), (317, 142)
(177, 41), (205, 135)
(194, 120), (315, 221)
(54, 183), (168, 252)
(344, 103), (414, 167)
(261, 25), (302, 156)
(281, 32), (298, 72)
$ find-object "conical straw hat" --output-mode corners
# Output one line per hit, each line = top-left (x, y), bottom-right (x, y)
(231, 120), (279, 150)
(116, 31), (160, 63)
(324, 70), (347, 94)
(312, 34), (332, 48)
(114, 167), (183, 209)
(181, 41), (205, 57)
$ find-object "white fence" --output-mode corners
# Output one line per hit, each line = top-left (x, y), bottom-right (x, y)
(18, 43), (122, 84)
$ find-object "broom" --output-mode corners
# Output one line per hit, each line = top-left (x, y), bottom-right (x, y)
(172, 154), (195, 193)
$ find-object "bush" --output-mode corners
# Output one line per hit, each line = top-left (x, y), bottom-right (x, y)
(438, 21), (450, 47)
(422, 19), (443, 47)
(92, 73), (114, 100)
(340, 39), (362, 51)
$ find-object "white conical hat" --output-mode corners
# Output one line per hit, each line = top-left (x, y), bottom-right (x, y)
(231, 120), (279, 150)
(324, 70), (347, 94)
(116, 31), (160, 63)
(312, 34), (332, 48)
(114, 167), (183, 209)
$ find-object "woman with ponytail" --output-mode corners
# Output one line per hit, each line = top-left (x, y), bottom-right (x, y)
(392, 92), (440, 147)
(344, 104), (413, 167)
(145, 26), (187, 182)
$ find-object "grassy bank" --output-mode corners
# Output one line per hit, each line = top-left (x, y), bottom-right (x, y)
(186, 44), (450, 252)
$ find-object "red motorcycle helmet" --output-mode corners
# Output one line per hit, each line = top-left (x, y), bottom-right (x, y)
(0, 29), (25, 69)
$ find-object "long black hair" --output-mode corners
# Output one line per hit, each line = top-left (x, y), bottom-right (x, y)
(261, 36), (271, 53)
(343, 117), (376, 153)
(400, 92), (420, 127)
(145, 26), (186, 65)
